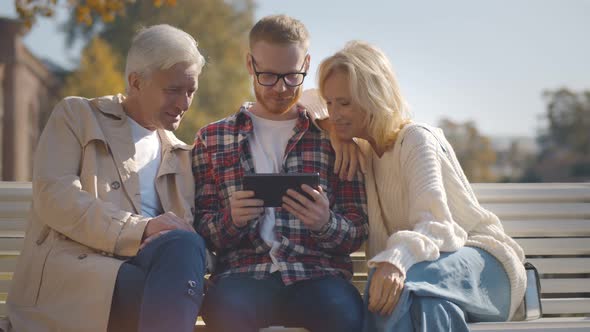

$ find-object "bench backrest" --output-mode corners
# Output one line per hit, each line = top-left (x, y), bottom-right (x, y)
(1, 182), (589, 318)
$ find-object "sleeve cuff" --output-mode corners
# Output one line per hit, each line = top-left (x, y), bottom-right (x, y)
(113, 214), (151, 257)
(367, 246), (418, 277)
(311, 212), (338, 239)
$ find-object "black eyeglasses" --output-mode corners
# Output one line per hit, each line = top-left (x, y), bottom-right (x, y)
(250, 55), (307, 87)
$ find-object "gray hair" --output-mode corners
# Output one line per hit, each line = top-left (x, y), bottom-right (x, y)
(125, 24), (205, 92)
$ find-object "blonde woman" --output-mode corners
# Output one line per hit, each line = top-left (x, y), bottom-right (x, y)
(297, 41), (526, 331)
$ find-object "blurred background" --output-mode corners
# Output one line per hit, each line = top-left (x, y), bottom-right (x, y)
(0, 0), (588, 183)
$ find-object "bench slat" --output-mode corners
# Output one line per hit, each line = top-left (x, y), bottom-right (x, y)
(0, 219), (27, 233)
(527, 258), (590, 275)
(0, 182), (32, 201)
(515, 238), (590, 256)
(0, 257), (17, 274)
(541, 278), (590, 294)
(483, 203), (590, 219)
(0, 280), (11, 294)
(473, 183), (590, 203)
(353, 273), (590, 295)
(503, 219), (590, 237)
(542, 298), (590, 315)
(0, 203), (30, 219)
(0, 239), (23, 254)
(469, 317), (590, 331)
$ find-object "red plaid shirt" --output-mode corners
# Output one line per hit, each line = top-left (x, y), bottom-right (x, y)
(192, 104), (368, 284)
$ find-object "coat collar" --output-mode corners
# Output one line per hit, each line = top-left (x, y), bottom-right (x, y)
(90, 94), (192, 212)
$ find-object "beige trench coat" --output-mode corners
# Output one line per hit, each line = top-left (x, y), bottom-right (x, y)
(5, 95), (195, 332)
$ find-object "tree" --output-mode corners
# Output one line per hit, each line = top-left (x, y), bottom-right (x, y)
(61, 37), (125, 98)
(539, 88), (590, 156)
(14, 0), (175, 29)
(526, 88), (590, 181)
(63, 0), (254, 143)
(438, 118), (497, 182)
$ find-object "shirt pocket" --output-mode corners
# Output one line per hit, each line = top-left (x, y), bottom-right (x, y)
(211, 150), (242, 205)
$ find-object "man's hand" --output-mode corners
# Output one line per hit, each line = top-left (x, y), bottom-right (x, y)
(368, 262), (405, 316)
(140, 211), (194, 249)
(282, 185), (330, 232)
(229, 190), (264, 228)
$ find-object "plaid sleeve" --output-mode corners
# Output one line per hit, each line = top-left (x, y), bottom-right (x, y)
(311, 165), (369, 254)
(192, 130), (249, 252)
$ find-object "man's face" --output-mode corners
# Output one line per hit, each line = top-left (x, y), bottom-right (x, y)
(134, 62), (199, 131)
(248, 41), (309, 115)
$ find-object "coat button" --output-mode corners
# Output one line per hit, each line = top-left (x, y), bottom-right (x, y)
(78, 253), (88, 259)
(187, 289), (196, 296)
(188, 280), (197, 288)
(111, 181), (121, 190)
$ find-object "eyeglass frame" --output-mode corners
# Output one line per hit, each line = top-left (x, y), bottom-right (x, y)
(250, 55), (308, 87)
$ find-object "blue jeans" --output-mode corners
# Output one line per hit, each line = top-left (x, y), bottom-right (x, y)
(202, 272), (363, 332)
(363, 247), (511, 332)
(107, 230), (207, 332)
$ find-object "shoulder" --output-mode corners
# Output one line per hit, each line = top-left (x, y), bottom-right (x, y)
(399, 122), (445, 150)
(46, 96), (106, 133)
(195, 112), (241, 149)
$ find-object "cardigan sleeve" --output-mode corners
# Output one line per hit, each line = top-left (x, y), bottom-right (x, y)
(298, 89), (329, 129)
(367, 125), (468, 276)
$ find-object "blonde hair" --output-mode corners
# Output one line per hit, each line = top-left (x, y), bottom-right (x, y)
(249, 15), (309, 50)
(318, 41), (411, 151)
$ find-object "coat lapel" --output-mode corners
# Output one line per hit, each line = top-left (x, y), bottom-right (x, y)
(91, 95), (142, 214)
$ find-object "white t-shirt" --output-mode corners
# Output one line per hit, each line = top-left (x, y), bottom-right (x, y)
(128, 116), (163, 217)
(247, 111), (297, 271)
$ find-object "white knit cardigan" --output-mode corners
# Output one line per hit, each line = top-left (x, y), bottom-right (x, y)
(300, 90), (526, 318)
(363, 123), (526, 319)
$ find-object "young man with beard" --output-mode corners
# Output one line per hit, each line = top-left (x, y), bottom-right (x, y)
(192, 15), (368, 332)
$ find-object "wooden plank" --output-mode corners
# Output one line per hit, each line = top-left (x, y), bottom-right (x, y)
(0, 257), (17, 274)
(542, 298), (590, 315)
(527, 258), (590, 275)
(0, 279), (11, 294)
(0, 219), (27, 233)
(541, 278), (590, 294)
(0, 239), (23, 254)
(0, 182), (32, 201)
(0, 301), (5, 317)
(503, 219), (590, 237)
(516, 238), (590, 256)
(0, 202), (30, 219)
(483, 203), (590, 220)
(473, 183), (590, 203)
(470, 317), (590, 331)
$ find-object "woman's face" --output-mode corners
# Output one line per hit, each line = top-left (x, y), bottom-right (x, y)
(322, 70), (367, 140)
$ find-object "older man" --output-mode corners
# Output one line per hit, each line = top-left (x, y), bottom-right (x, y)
(6, 24), (206, 332)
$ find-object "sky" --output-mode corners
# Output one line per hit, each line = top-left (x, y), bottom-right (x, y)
(2, 0), (589, 138)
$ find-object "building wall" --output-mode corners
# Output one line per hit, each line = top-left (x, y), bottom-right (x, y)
(0, 18), (60, 181)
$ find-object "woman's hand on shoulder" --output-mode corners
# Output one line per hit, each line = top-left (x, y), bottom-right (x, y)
(368, 262), (405, 316)
(329, 129), (367, 181)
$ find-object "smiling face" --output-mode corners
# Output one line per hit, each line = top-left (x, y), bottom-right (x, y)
(248, 41), (309, 118)
(131, 61), (199, 131)
(322, 69), (368, 140)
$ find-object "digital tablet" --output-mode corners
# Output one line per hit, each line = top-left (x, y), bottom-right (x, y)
(243, 173), (320, 207)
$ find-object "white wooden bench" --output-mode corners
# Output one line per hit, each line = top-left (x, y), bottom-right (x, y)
(1, 181), (589, 331)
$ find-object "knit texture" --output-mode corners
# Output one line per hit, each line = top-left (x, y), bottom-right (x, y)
(361, 123), (526, 319)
